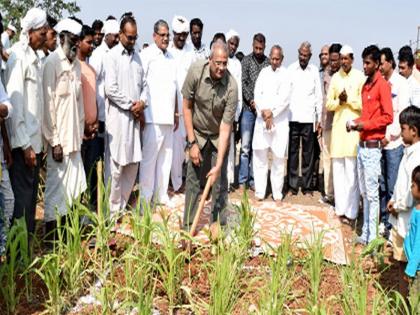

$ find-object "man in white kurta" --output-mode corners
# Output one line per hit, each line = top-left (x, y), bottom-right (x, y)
(139, 20), (178, 207)
(252, 46), (290, 201)
(168, 15), (194, 193)
(5, 8), (47, 235)
(43, 19), (86, 224)
(226, 29), (242, 190)
(104, 16), (148, 214)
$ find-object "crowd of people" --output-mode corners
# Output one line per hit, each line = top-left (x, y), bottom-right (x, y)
(0, 7), (419, 303)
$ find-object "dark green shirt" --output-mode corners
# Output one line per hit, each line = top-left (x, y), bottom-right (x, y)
(182, 59), (238, 148)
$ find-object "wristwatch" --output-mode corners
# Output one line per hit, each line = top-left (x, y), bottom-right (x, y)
(186, 139), (198, 149)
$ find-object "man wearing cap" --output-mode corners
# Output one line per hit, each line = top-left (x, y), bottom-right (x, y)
(326, 45), (364, 222)
(168, 15), (194, 194)
(5, 8), (47, 235)
(104, 13), (147, 214)
(225, 29), (242, 191)
(1, 23), (16, 83)
(90, 18), (120, 180)
(42, 18), (86, 234)
(139, 19), (178, 207)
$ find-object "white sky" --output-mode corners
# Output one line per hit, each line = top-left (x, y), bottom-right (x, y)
(77, 0), (420, 68)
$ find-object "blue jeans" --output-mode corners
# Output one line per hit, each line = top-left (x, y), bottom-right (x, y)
(379, 145), (404, 230)
(357, 146), (382, 243)
(238, 109), (256, 186)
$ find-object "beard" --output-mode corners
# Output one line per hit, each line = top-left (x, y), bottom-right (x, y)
(62, 35), (77, 61)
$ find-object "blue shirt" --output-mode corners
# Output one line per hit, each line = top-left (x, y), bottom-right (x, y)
(404, 207), (420, 277)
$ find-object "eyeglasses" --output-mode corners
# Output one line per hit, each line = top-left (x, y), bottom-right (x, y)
(123, 32), (138, 41)
(156, 32), (170, 38)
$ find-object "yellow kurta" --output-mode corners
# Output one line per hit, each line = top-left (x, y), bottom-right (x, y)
(326, 68), (365, 158)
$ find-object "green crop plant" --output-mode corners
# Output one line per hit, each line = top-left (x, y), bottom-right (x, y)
(31, 252), (63, 314)
(234, 190), (256, 251)
(0, 218), (31, 314)
(258, 233), (295, 314)
(208, 240), (246, 315)
(304, 230), (328, 314)
(153, 215), (187, 313)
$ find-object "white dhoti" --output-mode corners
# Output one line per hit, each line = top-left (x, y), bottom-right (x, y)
(44, 147), (87, 222)
(332, 157), (359, 219)
(139, 123), (174, 204)
(109, 159), (139, 214)
(253, 149), (285, 200)
(170, 116), (185, 191)
(227, 132), (235, 186)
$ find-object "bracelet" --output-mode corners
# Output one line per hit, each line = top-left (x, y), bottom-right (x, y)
(186, 139), (197, 149)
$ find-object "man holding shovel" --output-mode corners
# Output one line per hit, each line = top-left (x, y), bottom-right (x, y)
(181, 40), (238, 232)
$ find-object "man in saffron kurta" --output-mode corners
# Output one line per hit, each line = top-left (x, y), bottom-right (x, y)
(326, 45), (364, 221)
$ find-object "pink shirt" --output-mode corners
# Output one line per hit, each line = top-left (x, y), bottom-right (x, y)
(80, 60), (97, 128)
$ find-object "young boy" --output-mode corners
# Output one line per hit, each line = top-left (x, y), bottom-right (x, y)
(388, 105), (420, 296)
(404, 165), (420, 310)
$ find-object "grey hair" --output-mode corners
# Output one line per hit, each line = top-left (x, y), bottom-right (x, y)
(270, 45), (284, 57)
(153, 19), (169, 33)
(299, 41), (312, 52)
(209, 39), (228, 58)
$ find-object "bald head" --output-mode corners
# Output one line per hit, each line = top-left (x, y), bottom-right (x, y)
(270, 45), (283, 70)
(209, 40), (228, 80)
(210, 39), (228, 59)
(319, 44), (329, 68)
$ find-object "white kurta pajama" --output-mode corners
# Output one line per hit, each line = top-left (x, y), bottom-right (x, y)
(139, 44), (177, 205)
(227, 56), (242, 187)
(42, 47), (87, 222)
(168, 42), (194, 191)
(252, 65), (290, 200)
(104, 43), (148, 214)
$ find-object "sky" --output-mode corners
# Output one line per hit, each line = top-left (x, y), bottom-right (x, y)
(77, 0), (420, 68)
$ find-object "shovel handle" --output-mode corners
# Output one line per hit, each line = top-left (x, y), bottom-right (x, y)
(190, 177), (212, 236)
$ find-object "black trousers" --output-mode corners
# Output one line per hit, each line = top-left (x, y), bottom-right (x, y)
(287, 122), (315, 193)
(9, 149), (42, 235)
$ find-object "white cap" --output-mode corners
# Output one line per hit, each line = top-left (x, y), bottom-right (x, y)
(7, 23), (16, 33)
(54, 18), (82, 36)
(20, 8), (47, 33)
(101, 19), (119, 36)
(225, 29), (240, 41)
(172, 15), (189, 33)
(340, 44), (354, 55)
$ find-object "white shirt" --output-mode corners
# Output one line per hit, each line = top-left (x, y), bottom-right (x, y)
(407, 74), (420, 108)
(168, 42), (195, 115)
(252, 65), (290, 157)
(42, 46), (85, 155)
(390, 141), (420, 238)
(228, 56), (242, 122)
(384, 71), (410, 150)
(1, 32), (11, 71)
(140, 44), (177, 125)
(90, 41), (111, 122)
(104, 43), (148, 166)
(191, 42), (209, 62)
(288, 61), (322, 123)
(5, 41), (44, 153)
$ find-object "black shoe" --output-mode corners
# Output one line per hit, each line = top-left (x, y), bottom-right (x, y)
(302, 190), (313, 196)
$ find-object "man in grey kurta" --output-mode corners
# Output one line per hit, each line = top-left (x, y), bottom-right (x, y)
(104, 14), (148, 214)
(182, 41), (238, 230)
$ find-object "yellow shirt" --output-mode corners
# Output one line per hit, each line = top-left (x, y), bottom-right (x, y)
(326, 68), (365, 158)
